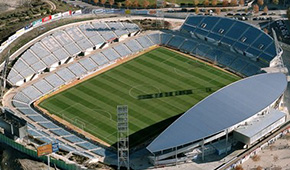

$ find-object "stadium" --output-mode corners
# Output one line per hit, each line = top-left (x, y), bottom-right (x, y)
(1, 13), (289, 169)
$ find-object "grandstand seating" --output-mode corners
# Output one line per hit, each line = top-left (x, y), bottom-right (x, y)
(181, 15), (277, 68)
(56, 68), (76, 82)
(125, 40), (143, 52)
(33, 79), (53, 94)
(160, 33), (172, 45)
(113, 44), (131, 57)
(7, 21), (140, 87)
(67, 63), (87, 77)
(148, 33), (160, 45)
(101, 48), (121, 61)
(167, 36), (185, 49)
(44, 74), (65, 88)
(90, 53), (109, 66)
(136, 36), (154, 48)
(12, 101), (28, 108)
(7, 16), (279, 161)
(79, 58), (98, 71)
(179, 40), (198, 53)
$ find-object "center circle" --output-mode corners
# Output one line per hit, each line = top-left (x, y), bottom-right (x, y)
(129, 85), (161, 99)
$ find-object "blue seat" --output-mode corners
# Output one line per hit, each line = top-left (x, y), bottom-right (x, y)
(225, 21), (248, 40)
(212, 18), (234, 35)
(186, 16), (205, 27)
(240, 27), (262, 45)
(229, 58), (248, 72)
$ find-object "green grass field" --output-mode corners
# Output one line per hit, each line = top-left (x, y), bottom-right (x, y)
(39, 47), (240, 147)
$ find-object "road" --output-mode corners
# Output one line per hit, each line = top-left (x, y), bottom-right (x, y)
(43, 0), (56, 11)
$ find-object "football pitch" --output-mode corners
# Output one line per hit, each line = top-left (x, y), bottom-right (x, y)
(38, 47), (240, 147)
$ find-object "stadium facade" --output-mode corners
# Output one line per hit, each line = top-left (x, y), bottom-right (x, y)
(147, 73), (287, 165)
(1, 14), (289, 168)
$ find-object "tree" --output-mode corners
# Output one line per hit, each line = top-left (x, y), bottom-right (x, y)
(253, 4), (259, 13)
(125, 0), (132, 8)
(222, 0), (228, 6)
(215, 8), (221, 15)
(263, 5), (268, 13)
(93, 0), (99, 5)
(133, 0), (139, 9)
(239, 0), (244, 6)
(272, 0), (279, 5)
(194, 0), (199, 6)
(204, 0), (209, 6)
(109, 0), (114, 8)
(234, 165), (244, 170)
(162, 0), (167, 7)
(257, 0), (264, 6)
(195, 7), (199, 14)
(212, 0), (217, 6)
(117, 2), (122, 8)
(143, 0), (150, 9)
(100, 0), (106, 7)
(231, 0), (238, 6)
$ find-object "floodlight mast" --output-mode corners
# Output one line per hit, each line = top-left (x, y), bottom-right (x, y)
(117, 105), (129, 170)
(1, 50), (10, 99)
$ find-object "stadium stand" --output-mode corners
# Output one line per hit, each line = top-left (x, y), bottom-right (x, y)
(113, 44), (132, 57)
(160, 33), (173, 45)
(167, 36), (185, 49)
(6, 16), (281, 163)
(148, 33), (161, 45)
(101, 48), (121, 61)
(44, 74), (65, 88)
(79, 58), (98, 71)
(124, 40), (143, 52)
(136, 36), (154, 48)
(33, 79), (53, 94)
(56, 68), (76, 83)
(90, 53), (109, 66)
(67, 63), (87, 77)
(7, 21), (140, 87)
(180, 15), (277, 67)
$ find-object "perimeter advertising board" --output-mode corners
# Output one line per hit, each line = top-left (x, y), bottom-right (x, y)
(92, 9), (104, 14)
(62, 10), (72, 17)
(52, 142), (59, 153)
(125, 9), (131, 14)
(72, 10), (82, 16)
(37, 143), (52, 157)
(51, 13), (62, 20)
(131, 10), (148, 15)
(32, 19), (43, 27)
(42, 15), (52, 23)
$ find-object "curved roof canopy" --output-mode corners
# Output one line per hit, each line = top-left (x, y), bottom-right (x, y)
(147, 73), (287, 153)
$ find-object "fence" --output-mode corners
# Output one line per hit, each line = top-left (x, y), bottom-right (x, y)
(0, 133), (83, 170)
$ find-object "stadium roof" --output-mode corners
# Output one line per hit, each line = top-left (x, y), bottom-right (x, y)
(234, 108), (286, 139)
(147, 73), (287, 153)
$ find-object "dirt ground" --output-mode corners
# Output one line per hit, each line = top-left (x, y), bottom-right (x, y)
(0, 0), (20, 12)
(241, 134), (290, 170)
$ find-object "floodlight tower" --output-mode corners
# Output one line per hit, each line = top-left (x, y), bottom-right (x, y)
(117, 105), (129, 170)
(1, 50), (10, 99)
(272, 28), (285, 68)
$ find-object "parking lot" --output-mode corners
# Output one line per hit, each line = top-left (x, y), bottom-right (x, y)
(259, 19), (290, 44)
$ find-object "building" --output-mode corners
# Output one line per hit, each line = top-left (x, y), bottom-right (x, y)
(147, 73), (287, 165)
